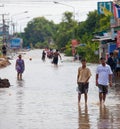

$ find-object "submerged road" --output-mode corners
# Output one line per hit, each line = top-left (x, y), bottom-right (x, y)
(0, 49), (120, 129)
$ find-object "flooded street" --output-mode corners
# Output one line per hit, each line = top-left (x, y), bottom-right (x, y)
(0, 49), (120, 129)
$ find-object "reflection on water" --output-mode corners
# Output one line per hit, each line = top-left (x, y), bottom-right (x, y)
(16, 79), (25, 87)
(97, 105), (111, 129)
(16, 80), (25, 129)
(78, 105), (90, 129)
(16, 87), (24, 114)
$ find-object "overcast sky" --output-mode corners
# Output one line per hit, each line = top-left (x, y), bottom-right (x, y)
(0, 0), (111, 32)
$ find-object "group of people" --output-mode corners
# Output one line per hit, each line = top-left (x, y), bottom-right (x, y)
(77, 57), (112, 105)
(15, 51), (114, 105)
(107, 52), (120, 77)
(15, 49), (62, 80)
(42, 49), (62, 65)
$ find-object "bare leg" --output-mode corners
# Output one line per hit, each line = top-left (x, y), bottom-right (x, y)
(84, 93), (87, 104)
(99, 93), (103, 104)
(17, 73), (20, 80)
(103, 94), (106, 103)
(20, 73), (22, 80)
(78, 93), (81, 103)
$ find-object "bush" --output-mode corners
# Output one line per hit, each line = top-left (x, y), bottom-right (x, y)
(34, 42), (49, 49)
(76, 43), (99, 63)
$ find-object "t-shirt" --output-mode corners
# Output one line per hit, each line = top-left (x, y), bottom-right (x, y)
(78, 67), (91, 83)
(96, 64), (113, 85)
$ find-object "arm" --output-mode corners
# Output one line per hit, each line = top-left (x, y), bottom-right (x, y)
(77, 68), (80, 84)
(84, 69), (91, 83)
(58, 53), (62, 60)
(109, 74), (112, 87)
(23, 60), (25, 70)
(108, 65), (113, 87)
(84, 76), (90, 84)
(96, 74), (98, 86)
(15, 60), (18, 69)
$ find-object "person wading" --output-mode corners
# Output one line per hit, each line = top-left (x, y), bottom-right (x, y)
(77, 58), (91, 105)
(15, 54), (25, 80)
(96, 57), (113, 104)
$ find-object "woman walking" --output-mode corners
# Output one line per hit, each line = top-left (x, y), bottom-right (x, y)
(15, 54), (25, 80)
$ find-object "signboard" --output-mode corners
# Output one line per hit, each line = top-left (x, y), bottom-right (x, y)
(10, 38), (22, 48)
(110, 17), (117, 28)
(97, 2), (113, 15)
(0, 31), (9, 36)
(108, 43), (117, 53)
(71, 39), (78, 56)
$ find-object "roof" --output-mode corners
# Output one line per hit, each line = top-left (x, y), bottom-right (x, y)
(92, 37), (112, 41)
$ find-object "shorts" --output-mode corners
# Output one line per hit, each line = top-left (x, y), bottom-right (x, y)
(77, 82), (89, 94)
(98, 84), (108, 94)
(115, 67), (120, 72)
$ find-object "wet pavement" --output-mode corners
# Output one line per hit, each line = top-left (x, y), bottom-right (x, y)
(0, 49), (120, 129)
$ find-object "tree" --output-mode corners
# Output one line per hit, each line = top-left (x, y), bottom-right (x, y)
(54, 12), (78, 50)
(23, 17), (56, 47)
(68, 10), (110, 62)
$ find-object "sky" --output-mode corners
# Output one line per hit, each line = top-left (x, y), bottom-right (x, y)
(0, 0), (111, 32)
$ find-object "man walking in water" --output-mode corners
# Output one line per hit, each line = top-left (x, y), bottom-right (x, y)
(96, 57), (112, 104)
(42, 50), (46, 61)
(52, 49), (62, 66)
(77, 58), (91, 105)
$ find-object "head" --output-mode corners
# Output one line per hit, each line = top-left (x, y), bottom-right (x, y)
(100, 57), (106, 66)
(81, 58), (86, 67)
(18, 54), (22, 59)
(110, 52), (113, 57)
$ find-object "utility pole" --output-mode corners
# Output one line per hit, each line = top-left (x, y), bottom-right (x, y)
(0, 14), (9, 44)
(2, 14), (5, 43)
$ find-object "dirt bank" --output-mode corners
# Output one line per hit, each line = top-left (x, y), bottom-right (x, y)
(0, 57), (11, 68)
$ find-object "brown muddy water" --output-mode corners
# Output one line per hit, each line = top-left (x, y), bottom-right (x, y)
(0, 49), (120, 129)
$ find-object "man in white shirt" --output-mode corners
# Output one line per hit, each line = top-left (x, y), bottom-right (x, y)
(96, 57), (113, 104)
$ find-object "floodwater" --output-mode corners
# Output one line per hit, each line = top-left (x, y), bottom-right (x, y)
(0, 49), (120, 129)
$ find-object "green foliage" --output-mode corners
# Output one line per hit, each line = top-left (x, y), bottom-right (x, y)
(49, 43), (57, 50)
(99, 16), (110, 31)
(76, 42), (99, 63)
(19, 9), (110, 63)
(54, 12), (77, 50)
(64, 48), (72, 56)
(34, 41), (49, 49)
(64, 41), (72, 56)
(23, 17), (57, 47)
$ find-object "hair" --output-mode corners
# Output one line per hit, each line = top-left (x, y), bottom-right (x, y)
(81, 58), (86, 62)
(18, 54), (22, 58)
(100, 57), (105, 60)
(110, 52), (113, 55)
